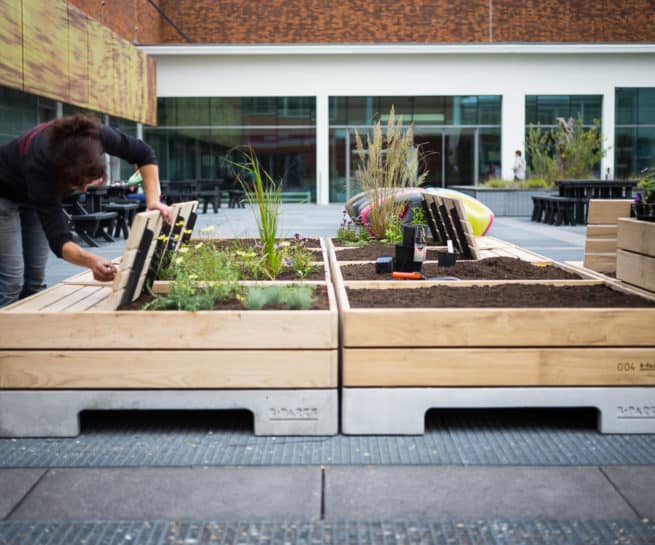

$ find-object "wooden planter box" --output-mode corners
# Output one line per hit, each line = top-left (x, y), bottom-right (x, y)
(330, 238), (655, 435)
(0, 270), (338, 437)
(617, 218), (655, 293)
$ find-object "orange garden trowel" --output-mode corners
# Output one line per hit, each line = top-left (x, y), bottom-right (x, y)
(391, 271), (459, 281)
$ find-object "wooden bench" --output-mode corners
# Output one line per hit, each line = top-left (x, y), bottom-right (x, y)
(531, 195), (587, 226)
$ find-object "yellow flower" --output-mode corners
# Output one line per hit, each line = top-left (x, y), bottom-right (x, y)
(183, 229), (193, 235)
(175, 257), (184, 265)
(194, 242), (204, 249)
(178, 247), (189, 254)
(175, 220), (185, 227)
(236, 294), (244, 301)
(158, 235), (168, 242)
(189, 274), (198, 280)
(199, 225), (215, 234)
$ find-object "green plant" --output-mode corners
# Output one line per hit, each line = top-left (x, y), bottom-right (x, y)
(382, 213), (403, 244)
(231, 148), (284, 279)
(143, 271), (241, 311)
(284, 233), (317, 279)
(638, 169), (655, 204)
(353, 106), (427, 239)
(336, 211), (370, 247)
(410, 205), (426, 225)
(524, 178), (553, 189)
(243, 285), (316, 310)
(483, 178), (513, 188)
(526, 124), (559, 185)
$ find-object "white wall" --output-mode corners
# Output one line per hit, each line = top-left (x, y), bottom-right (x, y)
(143, 45), (655, 203)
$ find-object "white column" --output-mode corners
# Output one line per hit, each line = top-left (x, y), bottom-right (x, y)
(56, 102), (63, 118)
(501, 89), (525, 181)
(601, 88), (615, 179)
(136, 122), (144, 140)
(316, 94), (330, 205)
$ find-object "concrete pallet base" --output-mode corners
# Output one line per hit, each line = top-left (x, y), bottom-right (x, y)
(0, 389), (338, 437)
(342, 387), (655, 435)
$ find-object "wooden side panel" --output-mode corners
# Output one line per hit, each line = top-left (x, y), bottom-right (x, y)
(0, 309), (338, 349)
(68, 6), (89, 106)
(342, 307), (655, 347)
(144, 54), (157, 126)
(586, 225), (617, 237)
(617, 218), (655, 256)
(2, 284), (83, 312)
(584, 238), (616, 253)
(617, 250), (655, 293)
(0, 0), (23, 90)
(587, 199), (632, 224)
(87, 19), (115, 116)
(343, 347), (655, 386)
(22, 0), (69, 102)
(0, 349), (338, 389)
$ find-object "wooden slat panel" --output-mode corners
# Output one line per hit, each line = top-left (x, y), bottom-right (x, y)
(61, 286), (112, 312)
(4, 284), (83, 313)
(0, 0), (23, 89)
(617, 218), (655, 256)
(584, 238), (616, 253)
(582, 253), (616, 273)
(342, 307), (655, 347)
(67, 6), (89, 106)
(87, 19), (115, 116)
(343, 348), (655, 387)
(617, 250), (655, 293)
(586, 225), (617, 237)
(23, 0), (69, 101)
(0, 349), (337, 389)
(0, 308), (338, 349)
(587, 199), (632, 224)
(45, 285), (102, 312)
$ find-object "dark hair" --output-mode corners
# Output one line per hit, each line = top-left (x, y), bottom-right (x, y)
(515, 150), (522, 156)
(48, 114), (105, 195)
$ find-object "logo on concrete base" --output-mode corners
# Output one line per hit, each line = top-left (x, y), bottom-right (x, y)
(268, 407), (319, 421)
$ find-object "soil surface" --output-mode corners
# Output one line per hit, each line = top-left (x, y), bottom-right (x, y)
(340, 257), (582, 281)
(270, 265), (326, 281)
(347, 284), (655, 308)
(332, 240), (440, 261)
(121, 285), (330, 311)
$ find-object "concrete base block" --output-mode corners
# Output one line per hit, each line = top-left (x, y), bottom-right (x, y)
(0, 389), (338, 437)
(342, 387), (655, 435)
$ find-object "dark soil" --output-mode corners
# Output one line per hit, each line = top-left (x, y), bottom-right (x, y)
(347, 284), (655, 308)
(340, 257), (582, 281)
(269, 265), (326, 281)
(332, 240), (440, 261)
(120, 285), (330, 311)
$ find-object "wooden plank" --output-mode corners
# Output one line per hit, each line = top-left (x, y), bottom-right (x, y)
(587, 199), (632, 224)
(3, 284), (83, 313)
(586, 225), (617, 238)
(87, 19), (115, 116)
(341, 307), (655, 347)
(584, 238), (617, 253)
(68, 6), (89, 106)
(342, 348), (655, 387)
(45, 285), (103, 312)
(0, 349), (337, 389)
(0, 306), (338, 349)
(61, 287), (112, 312)
(451, 197), (480, 260)
(617, 218), (655, 256)
(617, 250), (655, 293)
(341, 279), (603, 289)
(0, 0), (23, 89)
(582, 253), (616, 273)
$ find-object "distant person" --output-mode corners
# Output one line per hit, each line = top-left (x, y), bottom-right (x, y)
(513, 150), (526, 182)
(0, 114), (172, 308)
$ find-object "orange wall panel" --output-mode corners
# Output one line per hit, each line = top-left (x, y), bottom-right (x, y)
(22, 0), (70, 101)
(68, 6), (89, 106)
(0, 0), (23, 90)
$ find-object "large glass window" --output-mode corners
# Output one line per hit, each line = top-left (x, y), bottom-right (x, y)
(146, 97), (317, 201)
(0, 86), (56, 145)
(329, 96), (502, 201)
(616, 88), (655, 178)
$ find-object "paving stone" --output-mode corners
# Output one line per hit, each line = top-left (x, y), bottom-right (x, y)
(0, 469), (46, 518)
(8, 467), (321, 520)
(324, 466), (638, 520)
(602, 466), (655, 518)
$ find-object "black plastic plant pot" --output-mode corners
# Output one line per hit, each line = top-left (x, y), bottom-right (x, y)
(632, 203), (655, 222)
(394, 245), (423, 272)
(401, 224), (428, 247)
(437, 251), (457, 267)
(375, 255), (394, 274)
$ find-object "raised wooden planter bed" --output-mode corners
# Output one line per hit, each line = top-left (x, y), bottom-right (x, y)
(0, 209), (338, 437)
(330, 238), (655, 435)
(617, 218), (655, 293)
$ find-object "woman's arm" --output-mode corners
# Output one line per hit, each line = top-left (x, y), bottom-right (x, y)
(139, 163), (172, 223)
(61, 241), (117, 282)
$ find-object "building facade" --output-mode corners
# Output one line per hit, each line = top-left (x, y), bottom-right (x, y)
(2, 1), (655, 204)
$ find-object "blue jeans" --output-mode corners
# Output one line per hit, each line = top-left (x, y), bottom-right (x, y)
(0, 197), (50, 308)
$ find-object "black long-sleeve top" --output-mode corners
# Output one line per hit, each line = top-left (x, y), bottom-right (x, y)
(0, 123), (157, 257)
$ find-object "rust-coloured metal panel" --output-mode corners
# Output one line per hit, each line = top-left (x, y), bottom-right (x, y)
(23, 0), (70, 101)
(0, 0), (23, 90)
(145, 54), (157, 126)
(68, 6), (89, 106)
(87, 19), (116, 116)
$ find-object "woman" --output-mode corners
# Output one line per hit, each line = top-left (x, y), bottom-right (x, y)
(0, 114), (172, 308)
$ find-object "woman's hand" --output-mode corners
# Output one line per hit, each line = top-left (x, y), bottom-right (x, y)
(90, 257), (117, 282)
(147, 200), (173, 224)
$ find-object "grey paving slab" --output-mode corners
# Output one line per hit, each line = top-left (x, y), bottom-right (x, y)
(0, 469), (46, 519)
(324, 466), (638, 521)
(602, 466), (655, 518)
(4, 520), (653, 545)
(8, 467), (321, 521)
